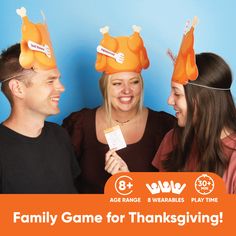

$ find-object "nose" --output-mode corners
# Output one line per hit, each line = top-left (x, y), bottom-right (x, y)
(167, 93), (175, 106)
(56, 80), (65, 93)
(122, 83), (132, 94)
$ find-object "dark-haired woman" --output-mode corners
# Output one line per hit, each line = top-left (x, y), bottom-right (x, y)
(152, 52), (236, 194)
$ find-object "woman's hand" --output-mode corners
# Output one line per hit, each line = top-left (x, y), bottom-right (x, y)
(105, 149), (129, 175)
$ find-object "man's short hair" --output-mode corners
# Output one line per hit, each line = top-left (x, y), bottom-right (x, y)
(0, 43), (32, 104)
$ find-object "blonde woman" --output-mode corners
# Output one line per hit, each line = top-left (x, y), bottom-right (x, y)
(63, 26), (175, 193)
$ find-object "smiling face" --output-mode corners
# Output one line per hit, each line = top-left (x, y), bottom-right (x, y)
(108, 72), (142, 113)
(22, 68), (65, 119)
(168, 81), (187, 127)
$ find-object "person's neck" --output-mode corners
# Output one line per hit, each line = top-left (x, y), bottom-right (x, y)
(111, 107), (139, 124)
(3, 109), (45, 138)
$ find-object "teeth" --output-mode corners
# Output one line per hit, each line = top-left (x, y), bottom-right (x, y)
(51, 97), (59, 101)
(120, 97), (131, 102)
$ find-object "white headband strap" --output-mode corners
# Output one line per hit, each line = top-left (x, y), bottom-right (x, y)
(188, 82), (231, 91)
(0, 70), (33, 84)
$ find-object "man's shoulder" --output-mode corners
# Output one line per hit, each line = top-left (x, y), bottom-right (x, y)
(44, 121), (65, 131)
(0, 124), (4, 134)
(44, 121), (72, 145)
(44, 121), (60, 128)
(0, 123), (15, 141)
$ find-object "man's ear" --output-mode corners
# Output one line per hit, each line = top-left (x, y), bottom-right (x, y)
(8, 79), (26, 99)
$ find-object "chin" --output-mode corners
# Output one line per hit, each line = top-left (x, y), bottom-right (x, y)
(119, 106), (135, 112)
(177, 120), (186, 127)
(50, 108), (60, 115)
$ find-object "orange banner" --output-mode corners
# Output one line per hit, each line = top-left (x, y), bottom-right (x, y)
(0, 172), (235, 235)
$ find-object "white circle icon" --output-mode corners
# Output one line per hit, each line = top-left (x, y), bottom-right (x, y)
(114, 175), (133, 195)
(195, 174), (215, 195)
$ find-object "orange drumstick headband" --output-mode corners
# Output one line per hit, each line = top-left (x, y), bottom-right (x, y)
(95, 25), (149, 74)
(17, 7), (57, 70)
(170, 16), (198, 85)
(168, 17), (230, 91)
(0, 8), (57, 84)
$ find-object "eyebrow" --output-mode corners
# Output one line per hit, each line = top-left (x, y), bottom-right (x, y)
(111, 76), (139, 81)
(129, 76), (140, 80)
(47, 75), (61, 80)
(172, 86), (183, 92)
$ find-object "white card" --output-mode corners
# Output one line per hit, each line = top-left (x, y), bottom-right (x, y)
(104, 125), (127, 151)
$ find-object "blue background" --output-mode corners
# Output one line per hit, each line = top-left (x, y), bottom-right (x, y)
(1, 0), (235, 124)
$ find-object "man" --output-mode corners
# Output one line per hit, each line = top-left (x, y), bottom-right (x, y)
(0, 8), (80, 193)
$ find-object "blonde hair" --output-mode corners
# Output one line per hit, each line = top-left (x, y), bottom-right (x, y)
(99, 72), (144, 127)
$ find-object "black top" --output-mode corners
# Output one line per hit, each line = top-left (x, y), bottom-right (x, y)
(63, 108), (176, 193)
(0, 122), (80, 193)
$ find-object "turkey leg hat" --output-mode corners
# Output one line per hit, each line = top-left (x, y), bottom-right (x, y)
(95, 25), (149, 74)
(171, 16), (198, 85)
(17, 7), (57, 70)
